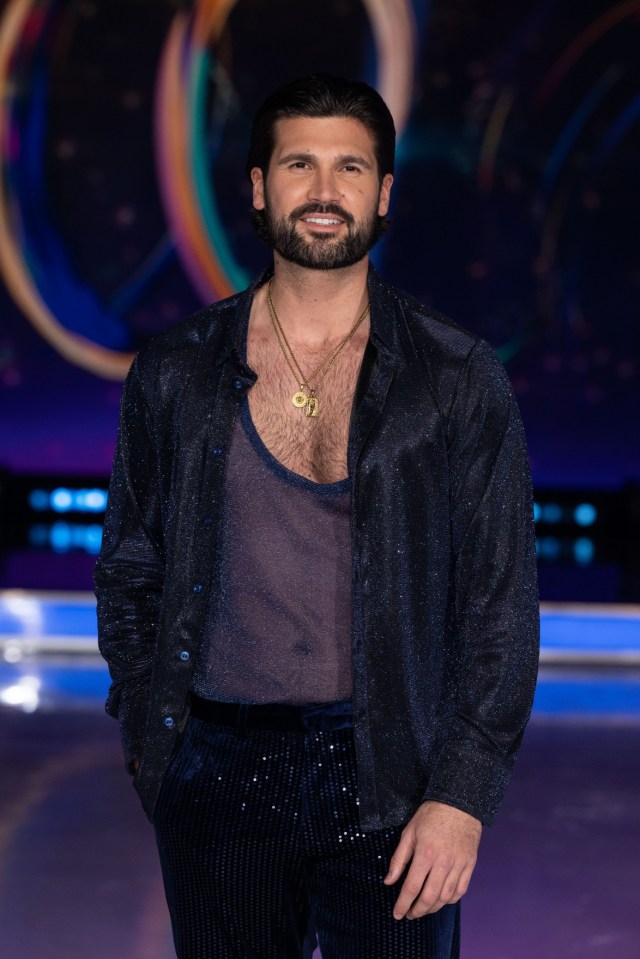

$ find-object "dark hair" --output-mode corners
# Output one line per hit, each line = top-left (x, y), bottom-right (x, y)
(246, 73), (396, 182)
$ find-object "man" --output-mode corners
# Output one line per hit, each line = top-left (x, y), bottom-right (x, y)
(95, 74), (539, 959)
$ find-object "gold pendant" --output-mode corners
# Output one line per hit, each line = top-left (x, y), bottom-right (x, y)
(306, 395), (318, 417)
(292, 391), (307, 408)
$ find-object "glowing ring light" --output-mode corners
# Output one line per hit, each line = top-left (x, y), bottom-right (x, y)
(0, 0), (132, 379)
(155, 0), (416, 303)
(0, 0), (415, 379)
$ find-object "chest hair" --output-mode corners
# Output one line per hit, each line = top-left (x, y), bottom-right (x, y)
(246, 328), (368, 483)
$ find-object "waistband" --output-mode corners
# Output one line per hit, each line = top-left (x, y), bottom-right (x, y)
(189, 694), (353, 733)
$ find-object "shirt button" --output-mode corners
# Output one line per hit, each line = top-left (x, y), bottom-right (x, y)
(212, 447), (223, 457)
(192, 583), (203, 593)
(201, 516), (213, 527)
(232, 378), (244, 391)
(180, 650), (190, 661)
(164, 717), (175, 728)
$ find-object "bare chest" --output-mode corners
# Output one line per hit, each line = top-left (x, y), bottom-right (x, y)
(246, 333), (367, 483)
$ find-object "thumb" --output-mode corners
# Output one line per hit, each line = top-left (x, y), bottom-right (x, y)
(384, 828), (414, 884)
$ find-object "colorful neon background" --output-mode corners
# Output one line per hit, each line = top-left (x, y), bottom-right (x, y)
(0, 0), (638, 485)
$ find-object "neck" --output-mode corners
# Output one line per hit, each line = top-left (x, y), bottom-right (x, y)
(267, 255), (370, 343)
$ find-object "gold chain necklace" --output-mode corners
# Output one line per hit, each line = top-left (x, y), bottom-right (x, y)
(266, 279), (370, 418)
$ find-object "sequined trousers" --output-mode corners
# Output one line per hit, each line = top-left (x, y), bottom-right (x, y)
(153, 706), (460, 959)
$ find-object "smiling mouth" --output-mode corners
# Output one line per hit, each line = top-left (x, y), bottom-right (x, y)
(301, 216), (344, 226)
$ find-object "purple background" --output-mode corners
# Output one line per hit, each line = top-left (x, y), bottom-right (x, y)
(1, 0), (638, 487)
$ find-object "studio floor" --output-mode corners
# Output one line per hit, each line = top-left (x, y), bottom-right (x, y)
(1, 706), (638, 959)
(0, 593), (639, 959)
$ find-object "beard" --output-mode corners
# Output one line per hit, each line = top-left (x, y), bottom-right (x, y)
(251, 197), (387, 270)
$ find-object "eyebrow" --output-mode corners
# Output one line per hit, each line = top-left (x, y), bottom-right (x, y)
(277, 152), (373, 170)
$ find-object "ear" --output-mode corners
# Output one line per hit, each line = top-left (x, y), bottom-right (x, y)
(377, 173), (394, 217)
(251, 167), (265, 211)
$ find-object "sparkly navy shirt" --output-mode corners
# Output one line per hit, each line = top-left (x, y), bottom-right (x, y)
(95, 264), (540, 830)
(192, 402), (352, 705)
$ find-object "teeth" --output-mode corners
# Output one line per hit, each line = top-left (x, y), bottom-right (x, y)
(304, 217), (341, 225)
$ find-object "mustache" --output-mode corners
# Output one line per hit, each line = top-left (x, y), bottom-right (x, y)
(289, 203), (354, 225)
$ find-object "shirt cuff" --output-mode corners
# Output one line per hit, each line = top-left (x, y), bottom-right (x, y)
(421, 740), (513, 826)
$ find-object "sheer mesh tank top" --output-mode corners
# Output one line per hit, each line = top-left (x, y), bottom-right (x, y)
(191, 400), (353, 705)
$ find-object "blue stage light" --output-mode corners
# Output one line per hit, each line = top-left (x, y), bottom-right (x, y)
(538, 536), (561, 559)
(43, 521), (103, 554)
(540, 503), (563, 524)
(28, 489), (49, 511)
(85, 525), (103, 554)
(574, 537), (595, 565)
(50, 488), (73, 512)
(75, 489), (108, 512)
(50, 522), (73, 551)
(574, 503), (597, 526)
(28, 524), (49, 546)
(533, 501), (541, 522)
(28, 486), (108, 514)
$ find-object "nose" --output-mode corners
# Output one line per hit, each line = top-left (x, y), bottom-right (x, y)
(307, 167), (341, 204)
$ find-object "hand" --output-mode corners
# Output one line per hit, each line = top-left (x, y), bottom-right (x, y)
(384, 800), (482, 920)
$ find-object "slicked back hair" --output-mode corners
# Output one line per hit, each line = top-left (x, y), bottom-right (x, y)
(246, 74), (396, 183)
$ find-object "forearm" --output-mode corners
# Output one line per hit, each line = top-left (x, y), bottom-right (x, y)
(94, 350), (166, 753)
(424, 519), (539, 823)
(427, 340), (540, 823)
(95, 563), (163, 683)
(94, 561), (164, 767)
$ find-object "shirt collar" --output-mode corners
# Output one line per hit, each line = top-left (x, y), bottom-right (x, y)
(217, 259), (401, 368)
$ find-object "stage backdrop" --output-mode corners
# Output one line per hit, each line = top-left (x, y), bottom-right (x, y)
(1, 0), (638, 488)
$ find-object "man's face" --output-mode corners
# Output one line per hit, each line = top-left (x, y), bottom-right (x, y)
(251, 116), (393, 270)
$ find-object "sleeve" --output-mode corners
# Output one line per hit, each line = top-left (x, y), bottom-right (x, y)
(421, 339), (540, 825)
(93, 353), (165, 772)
